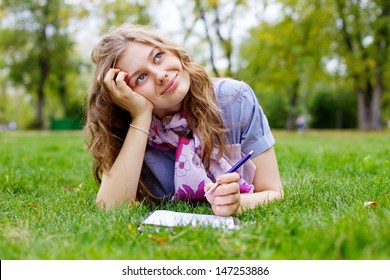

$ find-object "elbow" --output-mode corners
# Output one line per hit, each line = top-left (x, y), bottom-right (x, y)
(95, 191), (116, 211)
(95, 191), (135, 210)
(95, 196), (110, 210)
(277, 185), (284, 200)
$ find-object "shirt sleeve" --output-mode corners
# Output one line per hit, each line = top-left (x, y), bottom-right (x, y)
(215, 79), (275, 158)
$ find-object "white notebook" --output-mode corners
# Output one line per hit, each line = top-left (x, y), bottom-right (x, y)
(138, 210), (240, 231)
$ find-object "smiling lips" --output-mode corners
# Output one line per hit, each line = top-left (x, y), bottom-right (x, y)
(161, 73), (178, 95)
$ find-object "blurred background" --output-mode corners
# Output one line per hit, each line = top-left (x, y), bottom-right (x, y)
(0, 0), (389, 131)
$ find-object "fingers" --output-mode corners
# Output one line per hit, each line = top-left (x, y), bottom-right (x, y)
(212, 183), (240, 205)
(98, 68), (154, 118)
(102, 69), (137, 109)
(212, 204), (239, 217)
(103, 68), (120, 90)
(205, 181), (239, 203)
(217, 172), (240, 185)
(115, 71), (129, 90)
(206, 173), (241, 216)
(211, 189), (240, 216)
(102, 69), (130, 93)
(212, 172), (240, 196)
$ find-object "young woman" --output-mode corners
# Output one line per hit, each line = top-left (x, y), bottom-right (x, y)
(85, 24), (283, 216)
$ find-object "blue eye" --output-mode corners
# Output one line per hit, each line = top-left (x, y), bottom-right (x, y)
(154, 52), (163, 62)
(136, 74), (147, 84)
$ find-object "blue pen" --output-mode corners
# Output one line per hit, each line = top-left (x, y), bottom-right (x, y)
(204, 150), (254, 196)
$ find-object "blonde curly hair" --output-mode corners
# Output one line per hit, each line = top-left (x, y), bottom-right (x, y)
(85, 24), (228, 201)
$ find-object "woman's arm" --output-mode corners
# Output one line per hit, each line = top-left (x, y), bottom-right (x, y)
(205, 146), (283, 216)
(96, 114), (152, 209)
(239, 146), (284, 211)
(96, 69), (154, 209)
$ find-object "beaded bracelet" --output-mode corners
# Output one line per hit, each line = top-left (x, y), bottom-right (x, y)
(129, 124), (150, 135)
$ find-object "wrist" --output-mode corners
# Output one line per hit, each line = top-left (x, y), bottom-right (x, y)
(130, 113), (152, 132)
(129, 124), (150, 135)
(129, 102), (153, 123)
(131, 110), (152, 124)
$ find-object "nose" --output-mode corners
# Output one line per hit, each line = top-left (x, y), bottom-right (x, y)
(156, 70), (168, 85)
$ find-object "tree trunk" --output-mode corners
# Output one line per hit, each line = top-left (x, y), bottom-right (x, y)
(198, 5), (220, 77)
(35, 85), (45, 129)
(371, 67), (383, 130)
(59, 74), (67, 114)
(35, 2), (50, 129)
(285, 80), (299, 130)
(371, 86), (382, 130)
(212, 3), (234, 77)
(356, 88), (370, 130)
(356, 81), (383, 130)
(369, 1), (389, 130)
(335, 0), (385, 131)
(35, 31), (50, 129)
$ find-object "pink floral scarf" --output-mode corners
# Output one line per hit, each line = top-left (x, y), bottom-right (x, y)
(147, 113), (254, 201)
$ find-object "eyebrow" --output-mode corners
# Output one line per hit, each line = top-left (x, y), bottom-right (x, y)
(128, 46), (158, 84)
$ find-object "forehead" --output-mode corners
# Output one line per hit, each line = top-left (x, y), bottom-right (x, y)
(127, 41), (155, 55)
(116, 42), (155, 67)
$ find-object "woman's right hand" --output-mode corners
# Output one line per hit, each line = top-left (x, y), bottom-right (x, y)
(204, 173), (241, 217)
(102, 68), (153, 119)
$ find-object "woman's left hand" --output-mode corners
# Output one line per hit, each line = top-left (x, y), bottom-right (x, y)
(205, 173), (241, 216)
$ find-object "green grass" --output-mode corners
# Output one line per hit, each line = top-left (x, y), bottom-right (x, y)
(0, 130), (389, 259)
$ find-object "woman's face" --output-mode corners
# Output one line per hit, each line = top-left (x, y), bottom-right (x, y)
(116, 42), (191, 118)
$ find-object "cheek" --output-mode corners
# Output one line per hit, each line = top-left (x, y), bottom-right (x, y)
(181, 71), (191, 89)
(135, 84), (154, 99)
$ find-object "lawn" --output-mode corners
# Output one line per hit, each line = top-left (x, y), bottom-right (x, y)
(0, 130), (389, 259)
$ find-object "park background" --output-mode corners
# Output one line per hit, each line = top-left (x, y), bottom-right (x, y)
(0, 0), (389, 261)
(1, 0), (389, 131)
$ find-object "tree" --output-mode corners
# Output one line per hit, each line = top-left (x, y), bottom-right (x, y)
(238, 0), (390, 130)
(0, 0), (78, 128)
(85, 0), (151, 34)
(333, 0), (390, 130)
(1, 0), (152, 129)
(170, 0), (250, 77)
(237, 1), (332, 129)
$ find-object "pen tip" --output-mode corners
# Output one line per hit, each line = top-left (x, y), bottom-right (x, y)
(249, 150), (254, 155)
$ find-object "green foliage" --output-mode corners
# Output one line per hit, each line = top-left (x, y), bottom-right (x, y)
(0, 89), (35, 128)
(244, 82), (290, 129)
(1, 0), (390, 130)
(382, 89), (390, 124)
(0, 0), (149, 129)
(262, 93), (290, 129)
(96, 0), (152, 32)
(237, 4), (333, 129)
(0, 131), (389, 259)
(237, 0), (390, 130)
(0, 0), (85, 128)
(308, 90), (357, 129)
